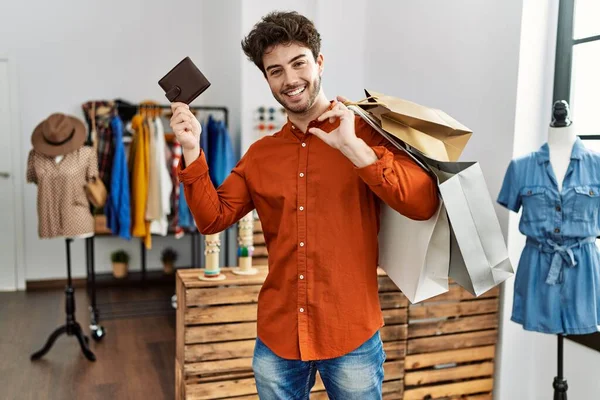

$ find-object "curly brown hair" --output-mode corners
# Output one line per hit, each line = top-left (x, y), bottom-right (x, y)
(241, 11), (321, 76)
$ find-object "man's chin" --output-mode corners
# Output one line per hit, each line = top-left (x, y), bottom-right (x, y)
(282, 99), (311, 114)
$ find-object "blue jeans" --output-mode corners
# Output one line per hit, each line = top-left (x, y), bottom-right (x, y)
(252, 331), (386, 399)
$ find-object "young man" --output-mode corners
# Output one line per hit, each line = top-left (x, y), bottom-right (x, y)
(171, 11), (438, 399)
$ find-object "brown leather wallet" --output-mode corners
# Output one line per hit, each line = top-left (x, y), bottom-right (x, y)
(158, 57), (211, 104)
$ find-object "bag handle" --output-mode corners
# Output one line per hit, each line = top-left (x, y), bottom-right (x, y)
(343, 96), (387, 107)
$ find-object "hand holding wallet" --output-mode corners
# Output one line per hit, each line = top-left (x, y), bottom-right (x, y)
(158, 57), (211, 104)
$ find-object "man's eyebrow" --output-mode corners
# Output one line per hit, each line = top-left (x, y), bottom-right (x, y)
(265, 54), (308, 72)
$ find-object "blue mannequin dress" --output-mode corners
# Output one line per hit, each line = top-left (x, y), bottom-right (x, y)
(497, 138), (600, 334)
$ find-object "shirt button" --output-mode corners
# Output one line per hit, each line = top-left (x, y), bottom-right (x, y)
(299, 172), (304, 178)
(556, 206), (561, 212)
(299, 307), (304, 313)
(302, 143), (306, 147)
(299, 242), (305, 247)
(299, 206), (304, 211)
(527, 190), (532, 195)
(590, 190), (595, 195)
(299, 274), (304, 280)
(554, 228), (561, 233)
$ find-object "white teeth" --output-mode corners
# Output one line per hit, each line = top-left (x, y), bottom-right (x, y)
(286, 86), (305, 96)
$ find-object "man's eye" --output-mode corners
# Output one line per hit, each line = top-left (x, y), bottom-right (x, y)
(294, 62), (305, 67)
(271, 70), (281, 76)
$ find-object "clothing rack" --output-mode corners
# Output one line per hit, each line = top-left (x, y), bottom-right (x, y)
(85, 103), (234, 339)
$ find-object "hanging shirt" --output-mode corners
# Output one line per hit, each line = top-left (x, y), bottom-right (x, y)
(27, 147), (98, 238)
(178, 102), (439, 361)
(82, 101), (114, 187)
(130, 115), (151, 248)
(497, 138), (600, 334)
(169, 141), (185, 238)
(105, 115), (131, 240)
(211, 118), (236, 187)
(145, 117), (160, 222)
(150, 116), (173, 235)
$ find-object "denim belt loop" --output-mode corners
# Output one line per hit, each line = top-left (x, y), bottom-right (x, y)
(526, 236), (596, 285)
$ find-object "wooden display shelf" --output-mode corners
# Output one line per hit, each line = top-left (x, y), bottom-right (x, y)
(175, 267), (409, 400)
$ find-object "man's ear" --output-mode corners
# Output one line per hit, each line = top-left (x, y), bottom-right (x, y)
(316, 53), (324, 76)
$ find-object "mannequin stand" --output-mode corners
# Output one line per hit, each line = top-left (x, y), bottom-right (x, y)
(30, 238), (96, 362)
(553, 334), (568, 399)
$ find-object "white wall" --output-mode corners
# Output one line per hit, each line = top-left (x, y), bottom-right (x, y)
(494, 1), (558, 399)
(0, 0), (243, 280)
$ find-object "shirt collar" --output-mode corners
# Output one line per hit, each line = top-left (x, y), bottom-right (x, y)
(537, 137), (584, 164)
(285, 100), (337, 140)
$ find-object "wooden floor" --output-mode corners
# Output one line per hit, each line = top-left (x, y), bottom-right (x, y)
(0, 285), (176, 400)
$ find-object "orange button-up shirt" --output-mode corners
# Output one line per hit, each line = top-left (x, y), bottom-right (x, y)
(178, 106), (439, 361)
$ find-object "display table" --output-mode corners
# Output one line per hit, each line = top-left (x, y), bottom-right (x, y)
(175, 267), (499, 400)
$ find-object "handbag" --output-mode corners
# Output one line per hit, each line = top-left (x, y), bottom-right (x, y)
(84, 101), (107, 208)
(158, 56), (211, 104)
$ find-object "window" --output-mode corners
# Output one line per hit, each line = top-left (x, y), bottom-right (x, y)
(553, 0), (600, 351)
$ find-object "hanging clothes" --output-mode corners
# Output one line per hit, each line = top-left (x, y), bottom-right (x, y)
(130, 114), (151, 249)
(178, 181), (194, 230)
(105, 115), (131, 240)
(169, 141), (185, 238)
(206, 115), (236, 187)
(145, 117), (160, 222)
(150, 116), (173, 235)
(82, 101), (114, 187)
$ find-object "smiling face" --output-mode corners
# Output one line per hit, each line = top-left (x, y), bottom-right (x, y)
(262, 42), (324, 115)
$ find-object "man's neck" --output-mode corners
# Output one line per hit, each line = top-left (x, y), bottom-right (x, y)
(287, 93), (331, 133)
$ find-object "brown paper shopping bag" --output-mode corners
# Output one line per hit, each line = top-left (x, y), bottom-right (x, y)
(350, 89), (472, 162)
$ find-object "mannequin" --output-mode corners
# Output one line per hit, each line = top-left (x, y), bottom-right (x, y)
(548, 100), (577, 192)
(498, 99), (600, 399)
(29, 113), (96, 362)
(548, 100), (575, 400)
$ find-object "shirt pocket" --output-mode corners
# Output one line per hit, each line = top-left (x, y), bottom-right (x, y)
(572, 185), (600, 222)
(520, 186), (548, 223)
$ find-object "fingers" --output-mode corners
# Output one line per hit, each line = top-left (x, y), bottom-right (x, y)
(318, 107), (354, 124)
(336, 95), (349, 103)
(170, 105), (196, 133)
(170, 102), (188, 114)
(172, 121), (194, 135)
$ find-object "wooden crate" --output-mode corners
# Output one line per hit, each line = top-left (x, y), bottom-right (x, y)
(175, 267), (409, 399)
(403, 284), (500, 400)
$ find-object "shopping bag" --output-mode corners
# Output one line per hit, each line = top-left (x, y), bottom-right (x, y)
(349, 89), (472, 162)
(379, 201), (451, 303)
(420, 155), (514, 296)
(348, 104), (450, 303)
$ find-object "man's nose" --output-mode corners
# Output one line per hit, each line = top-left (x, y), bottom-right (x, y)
(283, 69), (301, 87)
